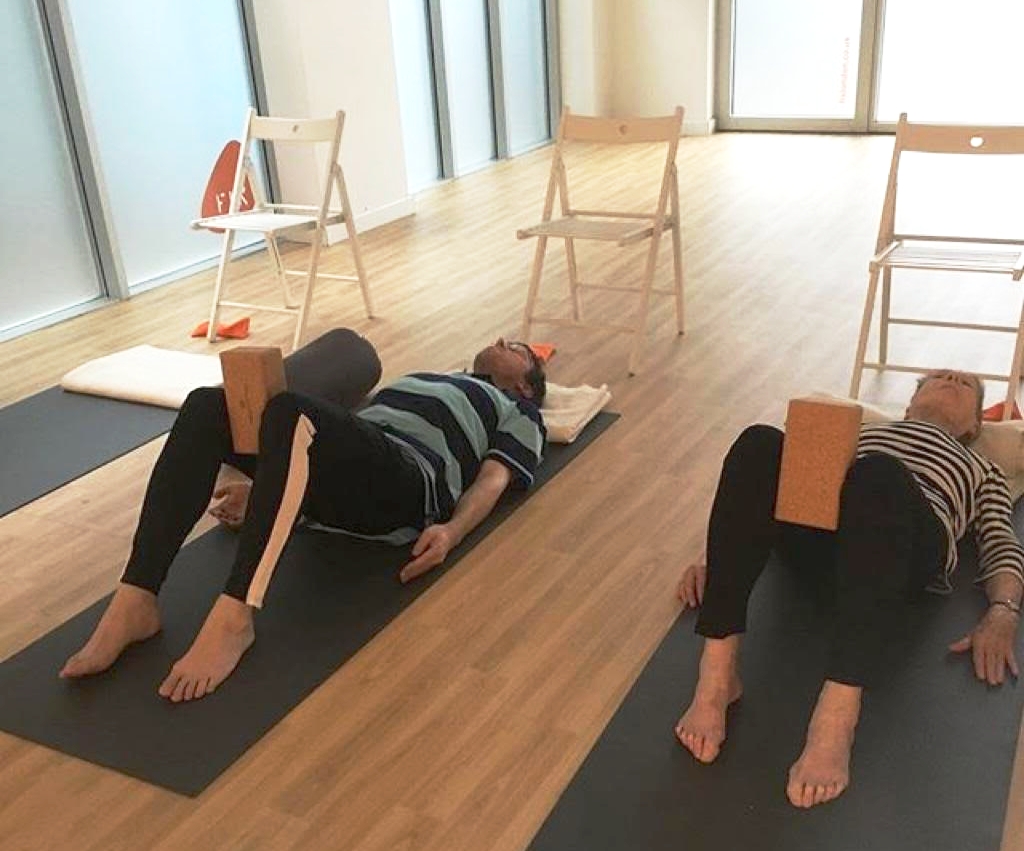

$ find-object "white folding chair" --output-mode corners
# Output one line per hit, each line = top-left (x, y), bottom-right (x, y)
(518, 107), (685, 375)
(192, 108), (373, 352)
(850, 113), (1024, 418)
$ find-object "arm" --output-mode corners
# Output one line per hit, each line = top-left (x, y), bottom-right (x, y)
(399, 459), (512, 583)
(948, 469), (1024, 684)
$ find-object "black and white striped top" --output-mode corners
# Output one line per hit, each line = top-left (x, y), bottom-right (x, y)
(857, 420), (1024, 592)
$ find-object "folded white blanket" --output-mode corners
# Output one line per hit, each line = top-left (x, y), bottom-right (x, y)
(60, 345), (223, 409)
(542, 382), (613, 444)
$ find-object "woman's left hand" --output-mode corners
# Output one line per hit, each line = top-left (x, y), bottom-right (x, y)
(949, 606), (1021, 685)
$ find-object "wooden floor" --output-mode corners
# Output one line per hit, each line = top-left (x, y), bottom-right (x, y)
(1, 132), (1023, 851)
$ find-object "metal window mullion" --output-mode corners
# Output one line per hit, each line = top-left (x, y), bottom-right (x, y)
(486, 0), (508, 160)
(239, 0), (280, 201)
(426, 0), (454, 178)
(544, 0), (560, 137)
(713, 0), (734, 129)
(852, 0), (882, 131)
(37, 0), (128, 300)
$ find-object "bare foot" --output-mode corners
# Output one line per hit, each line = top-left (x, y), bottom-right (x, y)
(158, 594), (255, 702)
(675, 635), (743, 763)
(787, 680), (862, 808)
(60, 583), (161, 678)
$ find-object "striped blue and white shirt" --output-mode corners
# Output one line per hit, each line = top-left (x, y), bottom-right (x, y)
(858, 420), (1024, 593)
(357, 373), (546, 528)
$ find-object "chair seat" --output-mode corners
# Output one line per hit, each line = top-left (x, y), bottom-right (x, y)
(517, 216), (657, 245)
(877, 241), (1024, 277)
(192, 209), (344, 234)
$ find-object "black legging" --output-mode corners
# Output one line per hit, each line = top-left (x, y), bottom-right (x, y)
(696, 425), (945, 687)
(122, 388), (425, 606)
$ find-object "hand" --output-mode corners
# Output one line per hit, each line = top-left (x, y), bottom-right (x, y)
(208, 481), (251, 531)
(949, 605), (1021, 685)
(399, 524), (457, 584)
(677, 560), (707, 610)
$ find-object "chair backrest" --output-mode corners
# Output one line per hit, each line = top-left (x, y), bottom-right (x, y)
(541, 106), (684, 224)
(876, 113), (1024, 250)
(560, 109), (684, 145)
(249, 113), (343, 144)
(227, 108), (347, 217)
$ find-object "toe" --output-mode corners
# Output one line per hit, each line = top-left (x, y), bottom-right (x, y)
(158, 669), (180, 698)
(171, 674), (190, 702)
(801, 784), (815, 808)
(813, 784), (827, 805)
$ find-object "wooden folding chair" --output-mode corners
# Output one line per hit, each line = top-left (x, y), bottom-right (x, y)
(518, 106), (685, 375)
(850, 113), (1024, 418)
(192, 108), (373, 352)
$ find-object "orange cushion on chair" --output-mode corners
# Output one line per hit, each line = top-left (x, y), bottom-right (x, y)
(200, 141), (256, 233)
(983, 400), (1023, 421)
(191, 317), (251, 340)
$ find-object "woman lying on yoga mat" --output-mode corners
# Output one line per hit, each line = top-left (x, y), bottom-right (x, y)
(674, 370), (1023, 809)
(60, 339), (546, 702)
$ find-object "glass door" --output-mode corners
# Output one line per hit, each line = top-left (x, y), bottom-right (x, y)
(873, 0), (1024, 126)
(717, 0), (875, 131)
(718, 0), (1024, 131)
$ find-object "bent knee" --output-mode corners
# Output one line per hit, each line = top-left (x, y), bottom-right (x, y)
(844, 452), (909, 492)
(258, 391), (308, 445)
(177, 387), (228, 429)
(723, 424), (784, 470)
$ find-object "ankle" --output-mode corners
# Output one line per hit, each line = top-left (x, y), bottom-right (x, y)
(212, 595), (255, 631)
(809, 681), (862, 734)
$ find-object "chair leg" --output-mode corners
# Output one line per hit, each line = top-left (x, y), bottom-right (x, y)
(1003, 297), (1024, 420)
(345, 213), (374, 319)
(564, 237), (582, 322)
(207, 230), (237, 343)
(670, 219), (684, 335)
(334, 164), (373, 319)
(627, 234), (664, 376)
(267, 234), (297, 309)
(879, 266), (892, 364)
(850, 266), (881, 398)
(521, 235), (549, 341)
(670, 176), (684, 335)
(292, 230), (325, 352)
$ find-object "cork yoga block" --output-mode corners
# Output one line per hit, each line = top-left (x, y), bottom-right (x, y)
(220, 347), (287, 454)
(775, 397), (863, 531)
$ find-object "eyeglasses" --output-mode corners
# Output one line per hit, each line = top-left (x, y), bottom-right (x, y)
(508, 341), (542, 371)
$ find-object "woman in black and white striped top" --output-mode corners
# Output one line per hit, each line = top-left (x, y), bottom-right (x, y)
(673, 370), (1024, 811)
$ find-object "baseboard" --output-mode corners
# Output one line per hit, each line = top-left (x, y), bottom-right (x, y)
(285, 197), (416, 246)
(683, 117), (717, 136)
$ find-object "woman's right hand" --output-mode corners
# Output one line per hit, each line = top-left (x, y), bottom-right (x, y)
(208, 481), (251, 531)
(677, 560), (707, 610)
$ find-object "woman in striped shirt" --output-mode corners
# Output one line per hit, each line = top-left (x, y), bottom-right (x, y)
(674, 370), (1024, 809)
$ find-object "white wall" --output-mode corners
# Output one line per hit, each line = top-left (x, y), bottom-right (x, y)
(251, 0), (413, 237)
(558, 0), (716, 134)
(557, 0), (613, 115)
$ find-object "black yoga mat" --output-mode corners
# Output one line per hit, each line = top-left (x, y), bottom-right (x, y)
(528, 512), (1024, 851)
(0, 412), (618, 797)
(0, 328), (382, 520)
(0, 387), (177, 518)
